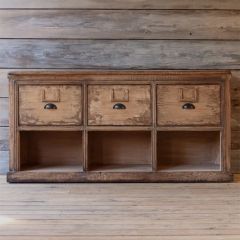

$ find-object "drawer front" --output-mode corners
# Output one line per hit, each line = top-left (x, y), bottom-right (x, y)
(19, 85), (82, 125)
(88, 85), (151, 125)
(157, 85), (221, 126)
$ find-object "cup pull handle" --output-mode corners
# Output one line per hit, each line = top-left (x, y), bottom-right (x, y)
(113, 103), (126, 110)
(182, 103), (195, 110)
(44, 103), (57, 110)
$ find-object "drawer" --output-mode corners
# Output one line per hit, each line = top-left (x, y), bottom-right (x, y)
(19, 85), (82, 125)
(157, 85), (221, 126)
(88, 85), (152, 125)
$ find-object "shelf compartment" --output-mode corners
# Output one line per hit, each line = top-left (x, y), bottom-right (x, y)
(157, 131), (221, 172)
(88, 131), (152, 172)
(20, 131), (83, 172)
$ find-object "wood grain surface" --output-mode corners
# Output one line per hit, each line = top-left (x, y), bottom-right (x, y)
(0, 0), (240, 9)
(0, 40), (239, 69)
(157, 85), (221, 126)
(0, 10), (239, 39)
(19, 85), (82, 126)
(88, 85), (152, 126)
(0, 175), (240, 237)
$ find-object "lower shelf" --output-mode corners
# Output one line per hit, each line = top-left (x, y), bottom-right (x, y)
(22, 164), (83, 172)
(158, 163), (220, 172)
(90, 164), (152, 172)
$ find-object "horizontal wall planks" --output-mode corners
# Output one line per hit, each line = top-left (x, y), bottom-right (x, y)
(0, 151), (8, 174)
(0, 10), (240, 39)
(0, 98), (8, 126)
(0, 0), (240, 10)
(0, 126), (8, 174)
(0, 69), (9, 97)
(0, 127), (8, 151)
(0, 40), (240, 69)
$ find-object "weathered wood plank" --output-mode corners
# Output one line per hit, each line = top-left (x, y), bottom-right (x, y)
(0, 175), (240, 237)
(0, 10), (239, 39)
(0, 98), (8, 126)
(0, 0), (240, 9)
(0, 40), (240, 69)
(0, 150), (8, 174)
(1, 237), (240, 240)
(0, 127), (8, 151)
(0, 69), (9, 97)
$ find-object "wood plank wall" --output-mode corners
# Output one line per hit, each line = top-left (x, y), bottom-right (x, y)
(0, 0), (240, 173)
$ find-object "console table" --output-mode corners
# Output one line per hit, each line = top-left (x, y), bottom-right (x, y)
(7, 71), (232, 182)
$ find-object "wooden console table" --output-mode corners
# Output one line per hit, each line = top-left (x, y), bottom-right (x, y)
(7, 71), (232, 182)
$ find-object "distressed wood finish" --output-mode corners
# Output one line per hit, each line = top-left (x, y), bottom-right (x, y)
(8, 71), (232, 182)
(0, 127), (8, 151)
(0, 40), (240, 69)
(157, 85), (221, 126)
(0, 151), (8, 174)
(0, 97), (8, 126)
(0, 10), (240, 39)
(0, 0), (240, 9)
(88, 85), (152, 126)
(19, 85), (82, 126)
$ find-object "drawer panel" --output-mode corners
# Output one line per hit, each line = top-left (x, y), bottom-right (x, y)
(19, 85), (82, 125)
(157, 85), (221, 126)
(88, 85), (151, 125)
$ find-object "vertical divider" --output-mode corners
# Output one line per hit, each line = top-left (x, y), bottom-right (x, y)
(224, 74), (231, 172)
(9, 79), (20, 171)
(83, 81), (88, 171)
(152, 82), (157, 171)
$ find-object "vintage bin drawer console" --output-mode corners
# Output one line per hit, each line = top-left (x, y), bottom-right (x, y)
(7, 71), (232, 183)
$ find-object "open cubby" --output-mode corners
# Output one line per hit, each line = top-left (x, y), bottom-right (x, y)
(88, 131), (152, 172)
(157, 131), (221, 172)
(20, 131), (83, 172)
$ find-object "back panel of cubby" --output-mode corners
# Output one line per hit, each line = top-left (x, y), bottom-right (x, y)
(88, 131), (152, 167)
(20, 131), (83, 169)
(157, 131), (221, 170)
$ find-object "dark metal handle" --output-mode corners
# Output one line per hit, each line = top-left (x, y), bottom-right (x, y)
(113, 103), (126, 110)
(182, 103), (195, 110)
(44, 103), (57, 110)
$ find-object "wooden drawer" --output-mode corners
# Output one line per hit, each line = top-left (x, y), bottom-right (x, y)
(88, 85), (151, 125)
(19, 85), (82, 125)
(157, 85), (221, 126)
